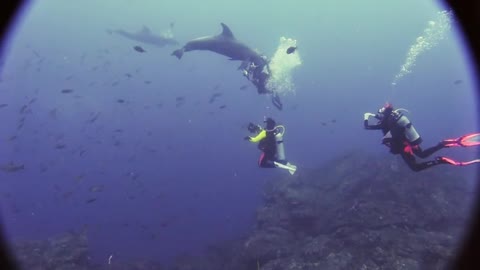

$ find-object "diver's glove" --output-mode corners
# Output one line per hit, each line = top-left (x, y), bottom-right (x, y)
(364, 113), (375, 120)
(244, 136), (251, 141)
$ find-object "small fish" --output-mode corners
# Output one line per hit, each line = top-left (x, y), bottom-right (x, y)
(124, 73), (132, 78)
(62, 191), (74, 199)
(286, 46), (297, 54)
(133, 46), (146, 53)
(19, 105), (28, 113)
(117, 99), (125, 103)
(209, 93), (222, 104)
(61, 89), (74, 94)
(88, 112), (101, 123)
(453, 79), (463, 85)
(144, 80), (152, 84)
(0, 162), (25, 173)
(85, 198), (97, 204)
(160, 221), (169, 228)
(239, 85), (248, 90)
(55, 143), (66, 149)
(219, 105), (227, 109)
(0, 104), (7, 108)
(75, 173), (86, 182)
(89, 185), (104, 193)
(331, 119), (337, 123)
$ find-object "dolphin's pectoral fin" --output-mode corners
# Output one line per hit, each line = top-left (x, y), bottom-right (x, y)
(172, 48), (184, 59)
(220, 23), (235, 39)
(141, 25), (151, 34)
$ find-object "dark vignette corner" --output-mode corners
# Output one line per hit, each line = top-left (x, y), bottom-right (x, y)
(0, 0), (478, 270)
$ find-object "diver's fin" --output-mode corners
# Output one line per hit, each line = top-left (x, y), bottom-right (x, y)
(171, 48), (184, 59)
(274, 161), (297, 175)
(462, 159), (480, 166)
(220, 23), (235, 39)
(271, 93), (283, 111)
(443, 132), (480, 147)
(141, 25), (151, 34)
(438, 156), (480, 166)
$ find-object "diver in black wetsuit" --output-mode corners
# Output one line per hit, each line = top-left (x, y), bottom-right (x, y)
(242, 58), (283, 110)
(244, 118), (279, 168)
(244, 117), (297, 174)
(364, 103), (451, 172)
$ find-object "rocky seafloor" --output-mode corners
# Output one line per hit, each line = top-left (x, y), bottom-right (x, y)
(6, 151), (477, 269)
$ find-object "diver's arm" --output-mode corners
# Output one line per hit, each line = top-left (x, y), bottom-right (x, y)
(364, 113), (382, 130)
(248, 130), (267, 143)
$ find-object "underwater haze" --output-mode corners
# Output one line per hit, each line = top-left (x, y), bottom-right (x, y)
(0, 0), (478, 268)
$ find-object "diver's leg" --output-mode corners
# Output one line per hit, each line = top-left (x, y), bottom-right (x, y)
(271, 93), (283, 110)
(400, 151), (424, 172)
(258, 152), (276, 168)
(401, 151), (442, 172)
(412, 143), (444, 158)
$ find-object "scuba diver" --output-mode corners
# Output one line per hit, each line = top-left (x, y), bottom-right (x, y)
(244, 117), (297, 175)
(364, 103), (480, 172)
(242, 58), (283, 111)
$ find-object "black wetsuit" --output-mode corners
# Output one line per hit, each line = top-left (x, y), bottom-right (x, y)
(244, 60), (283, 110)
(257, 130), (277, 168)
(364, 113), (445, 172)
(251, 63), (271, 94)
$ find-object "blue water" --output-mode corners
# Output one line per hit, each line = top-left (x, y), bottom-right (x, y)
(0, 0), (478, 266)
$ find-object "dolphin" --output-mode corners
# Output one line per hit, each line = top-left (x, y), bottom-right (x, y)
(172, 23), (267, 67)
(108, 24), (179, 47)
(172, 23), (276, 99)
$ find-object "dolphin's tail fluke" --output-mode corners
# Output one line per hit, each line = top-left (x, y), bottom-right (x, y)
(171, 48), (184, 59)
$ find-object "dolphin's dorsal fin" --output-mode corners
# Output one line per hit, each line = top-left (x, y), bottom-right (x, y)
(141, 25), (151, 34)
(220, 23), (235, 39)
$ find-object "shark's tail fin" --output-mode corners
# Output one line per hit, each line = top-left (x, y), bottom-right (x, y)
(171, 48), (184, 59)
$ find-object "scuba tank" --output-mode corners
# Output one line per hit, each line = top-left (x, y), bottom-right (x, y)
(274, 126), (287, 163)
(392, 110), (422, 145)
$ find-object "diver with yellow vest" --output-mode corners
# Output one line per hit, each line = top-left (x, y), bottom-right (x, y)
(244, 117), (297, 175)
(364, 103), (480, 172)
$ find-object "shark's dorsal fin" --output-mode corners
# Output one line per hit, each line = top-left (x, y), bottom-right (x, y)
(141, 25), (151, 34)
(220, 23), (235, 39)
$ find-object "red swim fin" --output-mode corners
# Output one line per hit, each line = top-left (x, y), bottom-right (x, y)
(442, 132), (480, 147)
(438, 156), (480, 166)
